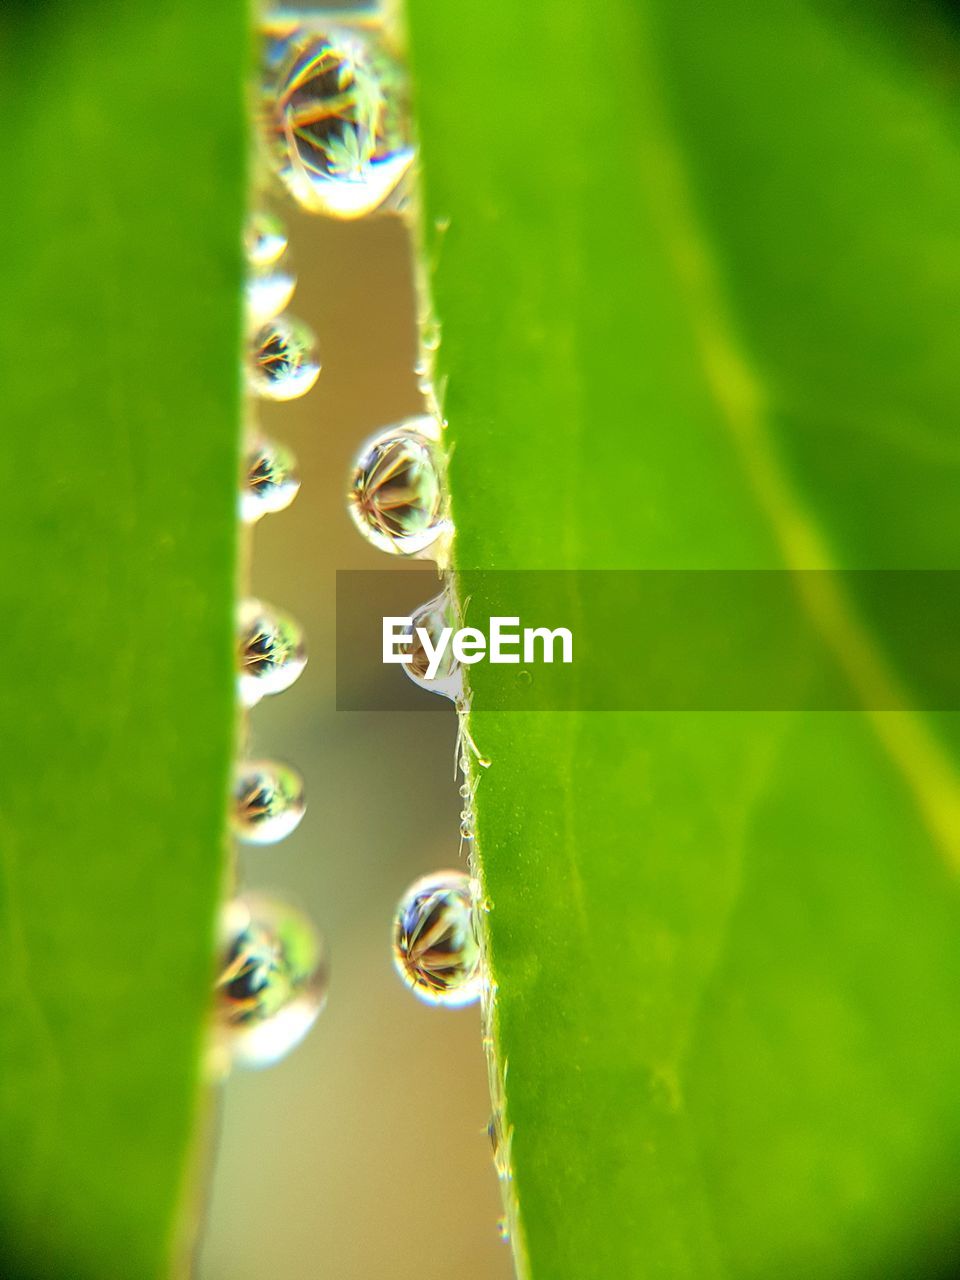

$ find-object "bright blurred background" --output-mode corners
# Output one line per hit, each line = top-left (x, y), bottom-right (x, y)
(197, 210), (512, 1279)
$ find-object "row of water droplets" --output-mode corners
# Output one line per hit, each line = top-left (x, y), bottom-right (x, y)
(213, 11), (413, 1071)
(212, 1), (519, 1255)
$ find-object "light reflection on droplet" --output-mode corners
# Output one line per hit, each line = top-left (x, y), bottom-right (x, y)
(215, 893), (327, 1068)
(241, 436), (301, 523)
(247, 265), (297, 326)
(348, 420), (449, 556)
(248, 315), (320, 401)
(269, 29), (414, 218)
(392, 870), (482, 1007)
(231, 760), (306, 845)
(237, 598), (307, 707)
(245, 210), (289, 269)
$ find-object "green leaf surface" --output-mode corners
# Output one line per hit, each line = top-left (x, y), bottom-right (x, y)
(0, 4), (246, 1276)
(405, 1), (960, 1276)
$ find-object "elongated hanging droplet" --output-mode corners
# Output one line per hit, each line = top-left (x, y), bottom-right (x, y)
(393, 870), (482, 1007)
(215, 893), (327, 1068)
(245, 210), (289, 269)
(402, 589), (462, 700)
(237, 598), (307, 707)
(241, 436), (301, 523)
(348, 421), (449, 556)
(249, 315), (320, 401)
(270, 30), (414, 218)
(232, 760), (305, 845)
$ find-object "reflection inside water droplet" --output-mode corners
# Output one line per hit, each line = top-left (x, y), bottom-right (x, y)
(348, 420), (449, 556)
(248, 315), (320, 401)
(269, 29), (414, 218)
(241, 436), (301, 523)
(392, 870), (482, 1006)
(237, 598), (307, 707)
(401, 590), (462, 699)
(216, 893), (327, 1067)
(231, 760), (305, 845)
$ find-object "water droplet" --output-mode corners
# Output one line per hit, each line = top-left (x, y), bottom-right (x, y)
(248, 315), (320, 401)
(216, 893), (327, 1067)
(392, 870), (482, 1007)
(232, 760), (305, 844)
(269, 31), (414, 218)
(241, 437), (301, 523)
(348, 422), (450, 556)
(247, 264), (297, 326)
(497, 1217), (511, 1244)
(237, 598), (307, 707)
(245, 210), (288, 269)
(400, 590), (462, 699)
(420, 316), (441, 351)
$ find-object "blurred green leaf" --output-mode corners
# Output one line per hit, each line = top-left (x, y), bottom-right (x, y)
(0, 4), (246, 1276)
(406, 1), (960, 1275)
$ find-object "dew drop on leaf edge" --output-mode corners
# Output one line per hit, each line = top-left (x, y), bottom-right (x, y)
(231, 759), (306, 846)
(248, 315), (320, 402)
(348, 421), (450, 556)
(237, 597), (307, 707)
(215, 892), (328, 1068)
(268, 28), (415, 219)
(392, 870), (482, 1007)
(241, 436), (301, 523)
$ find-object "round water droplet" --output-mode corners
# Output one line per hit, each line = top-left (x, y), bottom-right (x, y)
(348, 422), (449, 556)
(237, 598), (307, 707)
(245, 210), (289, 270)
(400, 590), (462, 699)
(241, 436), (301, 523)
(216, 893), (327, 1068)
(247, 264), (297, 326)
(270, 31), (414, 218)
(392, 870), (482, 1007)
(232, 760), (305, 845)
(248, 315), (320, 401)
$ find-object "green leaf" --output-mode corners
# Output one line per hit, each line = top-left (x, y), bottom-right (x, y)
(0, 4), (246, 1276)
(405, 1), (960, 1275)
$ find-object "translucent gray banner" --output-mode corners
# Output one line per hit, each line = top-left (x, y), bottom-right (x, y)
(335, 569), (960, 712)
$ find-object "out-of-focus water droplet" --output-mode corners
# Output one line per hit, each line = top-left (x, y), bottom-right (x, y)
(348, 421), (449, 556)
(400, 590), (461, 699)
(241, 436), (301, 523)
(245, 210), (296, 323)
(269, 30), (414, 218)
(237, 598), (307, 707)
(232, 760), (305, 845)
(392, 870), (482, 1007)
(245, 210), (289, 269)
(216, 893), (327, 1068)
(420, 316), (441, 352)
(247, 264), (297, 325)
(497, 1217), (511, 1244)
(248, 315), (320, 401)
